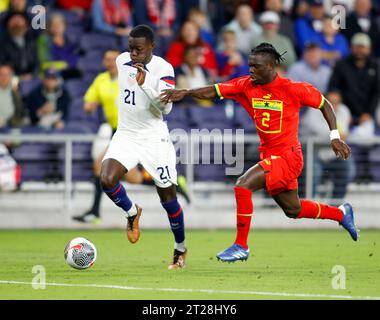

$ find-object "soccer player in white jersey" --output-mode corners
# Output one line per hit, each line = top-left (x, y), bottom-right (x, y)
(100, 25), (187, 269)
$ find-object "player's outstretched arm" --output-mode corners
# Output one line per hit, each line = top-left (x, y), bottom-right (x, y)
(160, 86), (217, 103)
(320, 98), (352, 160)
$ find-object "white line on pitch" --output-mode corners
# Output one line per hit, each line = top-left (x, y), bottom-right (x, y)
(0, 280), (379, 300)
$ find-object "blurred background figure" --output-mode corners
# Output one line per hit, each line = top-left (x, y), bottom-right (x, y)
(91, 0), (133, 37)
(342, 0), (380, 58)
(220, 4), (262, 56)
(287, 41), (332, 94)
(188, 7), (215, 48)
(294, 0), (325, 52)
(0, 63), (25, 129)
(299, 90), (355, 204)
(166, 20), (218, 77)
(37, 13), (82, 79)
(313, 14), (349, 67)
(0, 12), (38, 80)
(26, 68), (70, 130)
(132, 0), (180, 56)
(253, 10), (296, 69)
(263, 0), (296, 45)
(175, 45), (213, 108)
(216, 29), (249, 81)
(328, 33), (380, 183)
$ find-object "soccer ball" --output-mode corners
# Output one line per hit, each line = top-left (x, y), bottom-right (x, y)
(64, 237), (97, 270)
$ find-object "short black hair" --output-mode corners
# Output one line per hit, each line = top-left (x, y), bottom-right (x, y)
(129, 24), (155, 43)
(250, 43), (286, 65)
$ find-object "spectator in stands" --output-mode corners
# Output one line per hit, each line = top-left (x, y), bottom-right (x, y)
(342, 0), (380, 57)
(26, 68), (70, 129)
(216, 29), (249, 81)
(166, 20), (218, 77)
(37, 13), (81, 79)
(252, 11), (296, 68)
(294, 0), (326, 52)
(188, 7), (215, 48)
(313, 15), (350, 67)
(57, 0), (93, 13)
(91, 0), (133, 37)
(287, 42), (331, 93)
(220, 4), (262, 56)
(328, 33), (380, 183)
(175, 45), (213, 108)
(0, 64), (25, 128)
(132, 0), (180, 56)
(0, 12), (38, 80)
(299, 90), (355, 203)
(263, 0), (296, 45)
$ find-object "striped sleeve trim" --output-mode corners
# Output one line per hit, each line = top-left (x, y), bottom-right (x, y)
(318, 95), (325, 109)
(214, 84), (224, 100)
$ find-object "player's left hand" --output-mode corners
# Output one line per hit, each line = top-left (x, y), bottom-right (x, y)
(331, 139), (351, 160)
(133, 63), (146, 86)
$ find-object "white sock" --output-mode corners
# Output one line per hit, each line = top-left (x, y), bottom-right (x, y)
(174, 241), (186, 252)
(125, 203), (137, 218)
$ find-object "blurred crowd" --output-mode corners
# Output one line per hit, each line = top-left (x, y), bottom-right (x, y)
(1, 0), (380, 199)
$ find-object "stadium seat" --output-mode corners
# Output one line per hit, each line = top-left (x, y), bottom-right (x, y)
(65, 79), (91, 99)
(19, 78), (42, 98)
(369, 146), (380, 182)
(194, 164), (228, 181)
(80, 33), (118, 51)
(234, 107), (256, 133)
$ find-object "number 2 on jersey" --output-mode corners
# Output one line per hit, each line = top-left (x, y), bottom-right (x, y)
(262, 112), (270, 127)
(124, 89), (136, 106)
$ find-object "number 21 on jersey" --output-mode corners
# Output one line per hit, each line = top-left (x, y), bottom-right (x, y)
(124, 89), (136, 106)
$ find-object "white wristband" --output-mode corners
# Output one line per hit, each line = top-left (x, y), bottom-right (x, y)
(330, 129), (340, 141)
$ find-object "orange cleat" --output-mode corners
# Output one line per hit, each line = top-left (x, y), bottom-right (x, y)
(126, 204), (142, 244)
(168, 248), (187, 270)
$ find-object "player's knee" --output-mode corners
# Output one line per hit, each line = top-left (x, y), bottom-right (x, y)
(235, 176), (251, 190)
(100, 173), (119, 191)
(283, 206), (301, 219)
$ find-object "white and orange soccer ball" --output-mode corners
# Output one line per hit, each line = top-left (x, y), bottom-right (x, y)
(64, 237), (97, 269)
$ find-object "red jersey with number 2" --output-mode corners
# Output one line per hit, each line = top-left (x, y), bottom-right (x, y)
(215, 74), (324, 156)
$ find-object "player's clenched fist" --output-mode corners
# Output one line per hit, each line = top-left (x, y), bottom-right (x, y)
(133, 63), (146, 86)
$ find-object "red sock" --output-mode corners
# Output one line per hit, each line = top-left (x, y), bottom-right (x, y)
(234, 186), (253, 249)
(298, 200), (343, 223)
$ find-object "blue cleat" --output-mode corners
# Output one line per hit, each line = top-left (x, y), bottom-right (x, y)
(339, 203), (359, 241)
(216, 244), (250, 262)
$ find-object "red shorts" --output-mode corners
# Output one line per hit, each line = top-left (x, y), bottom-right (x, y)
(258, 145), (304, 196)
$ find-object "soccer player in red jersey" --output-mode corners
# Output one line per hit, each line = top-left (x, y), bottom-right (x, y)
(160, 43), (358, 262)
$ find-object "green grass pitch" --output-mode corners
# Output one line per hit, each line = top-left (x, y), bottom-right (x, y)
(0, 229), (379, 300)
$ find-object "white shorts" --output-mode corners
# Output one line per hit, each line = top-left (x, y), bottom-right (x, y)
(102, 130), (177, 188)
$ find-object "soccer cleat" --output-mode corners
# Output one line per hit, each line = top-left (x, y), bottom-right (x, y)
(168, 248), (187, 270)
(72, 213), (101, 224)
(216, 243), (250, 262)
(339, 203), (358, 241)
(126, 204), (142, 244)
(176, 175), (191, 204)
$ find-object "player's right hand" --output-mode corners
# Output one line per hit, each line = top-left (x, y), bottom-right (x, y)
(160, 89), (188, 103)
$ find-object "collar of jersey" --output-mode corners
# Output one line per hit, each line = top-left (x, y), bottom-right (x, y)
(124, 60), (149, 72)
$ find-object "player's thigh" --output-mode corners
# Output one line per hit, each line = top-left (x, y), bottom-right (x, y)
(272, 189), (301, 218)
(100, 158), (128, 189)
(236, 163), (266, 192)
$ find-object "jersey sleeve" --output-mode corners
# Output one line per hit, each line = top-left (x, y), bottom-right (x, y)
(293, 81), (325, 109)
(84, 77), (100, 104)
(214, 77), (247, 100)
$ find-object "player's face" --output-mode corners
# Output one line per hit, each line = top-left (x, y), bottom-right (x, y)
(128, 37), (154, 64)
(248, 54), (274, 85)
